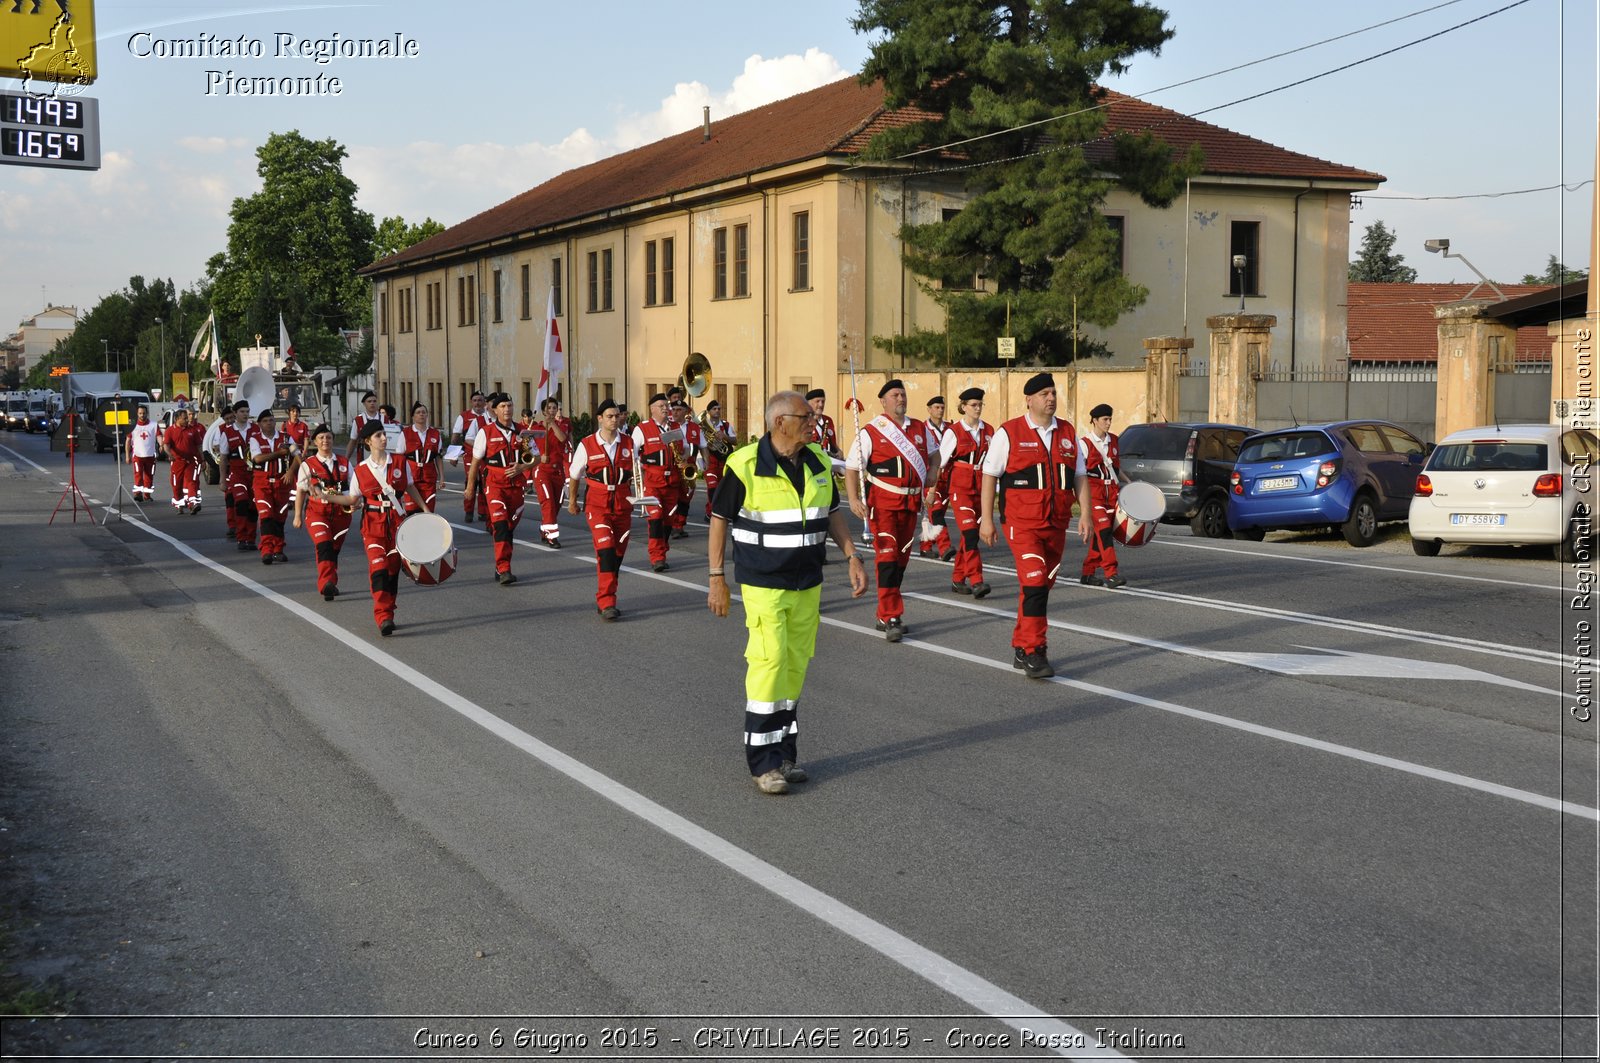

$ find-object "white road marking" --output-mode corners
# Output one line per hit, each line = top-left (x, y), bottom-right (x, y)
(904, 593), (1568, 700)
(114, 511), (1112, 1059)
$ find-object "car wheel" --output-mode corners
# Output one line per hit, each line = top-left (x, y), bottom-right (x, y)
(1190, 496), (1231, 538)
(1341, 494), (1379, 547)
(1411, 537), (1442, 557)
(1558, 516), (1591, 563)
(1233, 526), (1266, 542)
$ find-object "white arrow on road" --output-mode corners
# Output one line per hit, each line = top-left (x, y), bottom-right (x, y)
(908, 593), (1562, 697)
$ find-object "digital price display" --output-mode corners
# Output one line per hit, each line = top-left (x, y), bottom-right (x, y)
(0, 91), (99, 171)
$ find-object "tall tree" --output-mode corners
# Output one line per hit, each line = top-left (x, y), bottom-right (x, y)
(1348, 220), (1418, 283)
(372, 215), (447, 261)
(853, 0), (1203, 366)
(205, 131), (376, 372)
(1519, 255), (1588, 286)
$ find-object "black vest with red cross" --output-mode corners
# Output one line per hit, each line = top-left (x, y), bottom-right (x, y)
(998, 414), (1078, 528)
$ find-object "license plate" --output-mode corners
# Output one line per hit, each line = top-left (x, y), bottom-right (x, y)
(1257, 476), (1298, 492)
(1450, 513), (1506, 526)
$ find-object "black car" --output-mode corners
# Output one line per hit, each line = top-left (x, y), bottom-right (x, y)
(1119, 422), (1257, 538)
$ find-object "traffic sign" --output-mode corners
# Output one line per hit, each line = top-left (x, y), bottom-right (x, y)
(997, 337), (1016, 360)
(49, 364), (71, 376)
(0, 0), (96, 84)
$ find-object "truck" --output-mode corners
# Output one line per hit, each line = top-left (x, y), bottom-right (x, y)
(191, 343), (329, 483)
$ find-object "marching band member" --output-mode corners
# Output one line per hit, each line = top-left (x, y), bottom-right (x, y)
(632, 393), (685, 573)
(978, 372), (1091, 679)
(566, 398), (634, 620)
(317, 419), (426, 636)
(806, 388), (840, 457)
(707, 391), (868, 794)
(162, 407), (205, 513)
(220, 401), (258, 551)
(466, 392), (538, 586)
(669, 397), (704, 538)
(126, 405), (161, 502)
(1079, 403), (1127, 588)
(449, 390), (491, 523)
(281, 403), (310, 453)
(700, 398), (735, 521)
(248, 408), (298, 564)
(940, 387), (993, 597)
(529, 396), (571, 548)
(401, 401), (444, 513)
(843, 379), (939, 642)
(346, 391), (382, 464)
(292, 423), (351, 601)
(918, 395), (955, 560)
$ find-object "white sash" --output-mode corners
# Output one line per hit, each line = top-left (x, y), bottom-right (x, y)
(868, 415), (927, 485)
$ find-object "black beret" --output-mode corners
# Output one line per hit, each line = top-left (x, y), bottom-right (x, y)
(1023, 372), (1056, 396)
(595, 398), (617, 416)
(927, 395), (945, 407)
(649, 393), (668, 405)
(959, 387), (984, 403)
(805, 388), (826, 401)
(1089, 403), (1113, 419)
(311, 423), (334, 438)
(361, 391), (376, 402)
(878, 379), (905, 398)
(410, 401), (426, 413)
(232, 400), (250, 412)
(256, 408), (276, 422)
(490, 392), (512, 406)
(358, 419), (387, 440)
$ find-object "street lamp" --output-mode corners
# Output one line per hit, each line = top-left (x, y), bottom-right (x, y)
(1232, 253), (1248, 312)
(155, 317), (165, 399)
(1424, 238), (1507, 301)
(101, 338), (108, 374)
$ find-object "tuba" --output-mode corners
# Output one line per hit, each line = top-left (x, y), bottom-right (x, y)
(675, 352), (713, 480)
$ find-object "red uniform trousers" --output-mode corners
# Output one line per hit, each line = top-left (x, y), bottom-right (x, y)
(1081, 479), (1120, 579)
(532, 464), (565, 542)
(643, 472), (682, 565)
(584, 497), (632, 609)
(868, 506), (918, 622)
(229, 469), (257, 545)
(949, 482), (985, 587)
(1004, 522), (1068, 652)
(305, 502), (351, 595)
(672, 479), (694, 531)
(361, 507), (403, 628)
(413, 466), (439, 512)
(919, 493), (953, 557)
(253, 472), (291, 557)
(170, 457), (201, 508)
(702, 457), (725, 520)
(132, 457), (156, 494)
(485, 467), (526, 575)
(463, 466), (489, 520)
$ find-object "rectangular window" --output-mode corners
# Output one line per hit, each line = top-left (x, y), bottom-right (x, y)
(1104, 215), (1126, 274)
(601, 248), (613, 311)
(459, 382), (470, 417)
(661, 237), (674, 304)
(589, 381), (600, 414)
(645, 240), (658, 307)
(792, 211), (810, 291)
(492, 268), (502, 322)
(734, 383), (749, 441)
(587, 251), (599, 313)
(1229, 220), (1261, 297)
(457, 275), (477, 326)
(521, 381), (532, 413)
(425, 282), (440, 331)
(457, 277), (465, 325)
(520, 263), (530, 319)
(399, 288), (412, 333)
(713, 227), (728, 300)
(380, 292), (389, 336)
(733, 223), (749, 297)
(552, 257), (562, 316)
(429, 381), (443, 422)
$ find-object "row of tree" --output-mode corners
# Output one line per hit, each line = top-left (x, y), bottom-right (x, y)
(1348, 220), (1588, 286)
(27, 131), (443, 392)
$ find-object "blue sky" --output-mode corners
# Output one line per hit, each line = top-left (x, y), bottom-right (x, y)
(2, 0), (1594, 340)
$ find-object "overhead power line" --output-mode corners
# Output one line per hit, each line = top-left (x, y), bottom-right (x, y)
(1365, 180), (1595, 201)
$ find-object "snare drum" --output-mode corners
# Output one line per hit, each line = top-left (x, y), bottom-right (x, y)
(1112, 481), (1165, 547)
(395, 512), (458, 585)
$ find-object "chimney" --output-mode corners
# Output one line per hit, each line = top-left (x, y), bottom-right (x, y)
(702, 106), (711, 142)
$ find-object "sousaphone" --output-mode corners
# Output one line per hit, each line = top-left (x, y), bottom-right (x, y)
(237, 365), (276, 418)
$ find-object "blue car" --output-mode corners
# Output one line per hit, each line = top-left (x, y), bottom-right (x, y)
(1225, 420), (1430, 547)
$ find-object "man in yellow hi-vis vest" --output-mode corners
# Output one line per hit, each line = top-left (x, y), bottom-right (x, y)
(707, 391), (868, 795)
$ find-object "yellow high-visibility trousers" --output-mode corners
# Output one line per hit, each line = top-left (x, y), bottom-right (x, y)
(740, 583), (820, 775)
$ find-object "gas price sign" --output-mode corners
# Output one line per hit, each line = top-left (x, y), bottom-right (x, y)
(0, 91), (99, 171)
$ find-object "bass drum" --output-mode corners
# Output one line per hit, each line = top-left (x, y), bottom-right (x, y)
(395, 512), (458, 585)
(1112, 480), (1165, 547)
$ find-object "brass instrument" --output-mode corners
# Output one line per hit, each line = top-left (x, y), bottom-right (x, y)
(674, 351), (713, 480)
(701, 409), (734, 459)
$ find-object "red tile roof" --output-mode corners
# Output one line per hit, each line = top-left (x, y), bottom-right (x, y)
(1346, 282), (1553, 364)
(364, 78), (1385, 276)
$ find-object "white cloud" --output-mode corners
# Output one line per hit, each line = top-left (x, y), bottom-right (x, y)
(615, 49), (850, 149)
(177, 135), (250, 154)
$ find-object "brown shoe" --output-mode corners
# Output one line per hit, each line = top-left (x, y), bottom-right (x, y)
(755, 769), (789, 795)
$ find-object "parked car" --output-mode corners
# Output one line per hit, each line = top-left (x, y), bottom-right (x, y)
(1120, 422), (1257, 538)
(1226, 420), (1430, 547)
(1409, 424), (1597, 562)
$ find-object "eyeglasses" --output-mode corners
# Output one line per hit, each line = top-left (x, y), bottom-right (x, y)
(778, 411), (817, 424)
